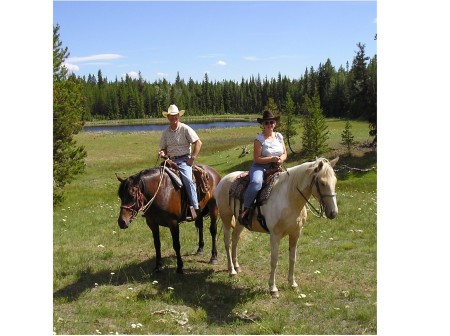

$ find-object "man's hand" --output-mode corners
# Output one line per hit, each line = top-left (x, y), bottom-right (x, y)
(187, 156), (195, 166)
(159, 150), (168, 159)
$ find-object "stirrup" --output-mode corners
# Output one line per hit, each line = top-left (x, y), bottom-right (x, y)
(186, 206), (198, 222)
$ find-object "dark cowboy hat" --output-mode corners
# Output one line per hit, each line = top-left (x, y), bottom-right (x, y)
(257, 110), (280, 123)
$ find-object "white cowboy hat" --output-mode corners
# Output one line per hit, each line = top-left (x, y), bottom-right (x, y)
(162, 104), (185, 117)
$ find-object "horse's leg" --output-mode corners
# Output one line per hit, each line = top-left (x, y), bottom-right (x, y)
(194, 216), (204, 256)
(149, 222), (163, 272)
(222, 214), (238, 275)
(269, 233), (282, 298)
(288, 209), (306, 289)
(288, 231), (300, 289)
(208, 204), (218, 264)
(170, 225), (184, 274)
(223, 225), (233, 275)
(231, 221), (245, 273)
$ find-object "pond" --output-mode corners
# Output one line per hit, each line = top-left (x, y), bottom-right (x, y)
(82, 121), (258, 132)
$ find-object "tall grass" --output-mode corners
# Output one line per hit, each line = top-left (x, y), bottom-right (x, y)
(53, 120), (376, 334)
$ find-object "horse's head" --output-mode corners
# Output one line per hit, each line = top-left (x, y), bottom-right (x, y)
(308, 157), (339, 219)
(116, 173), (145, 229)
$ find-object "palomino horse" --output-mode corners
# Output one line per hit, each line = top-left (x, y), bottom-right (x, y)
(116, 162), (221, 274)
(214, 157), (339, 297)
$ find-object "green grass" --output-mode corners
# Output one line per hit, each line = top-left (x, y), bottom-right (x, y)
(53, 120), (376, 334)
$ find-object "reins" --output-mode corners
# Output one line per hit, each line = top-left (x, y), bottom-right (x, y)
(297, 173), (336, 218)
(121, 160), (168, 222)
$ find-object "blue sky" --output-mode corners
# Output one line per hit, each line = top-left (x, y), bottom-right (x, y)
(53, 1), (377, 83)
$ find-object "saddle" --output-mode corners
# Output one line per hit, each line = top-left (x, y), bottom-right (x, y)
(229, 167), (282, 204)
(229, 167), (282, 232)
(163, 159), (210, 195)
(161, 159), (211, 222)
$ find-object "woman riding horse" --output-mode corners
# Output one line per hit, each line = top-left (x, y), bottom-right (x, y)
(214, 157), (339, 297)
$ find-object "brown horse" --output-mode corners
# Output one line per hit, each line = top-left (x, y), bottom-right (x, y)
(116, 162), (221, 274)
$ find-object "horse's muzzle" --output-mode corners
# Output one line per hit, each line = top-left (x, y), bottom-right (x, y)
(118, 217), (129, 229)
(326, 209), (338, 219)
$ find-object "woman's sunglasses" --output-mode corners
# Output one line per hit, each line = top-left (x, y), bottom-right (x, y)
(264, 120), (275, 125)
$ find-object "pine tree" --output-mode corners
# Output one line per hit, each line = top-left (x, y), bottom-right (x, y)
(301, 92), (329, 160)
(264, 97), (279, 114)
(53, 24), (87, 204)
(282, 92), (298, 154)
(340, 120), (355, 154)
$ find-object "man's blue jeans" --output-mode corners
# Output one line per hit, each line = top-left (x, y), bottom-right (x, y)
(173, 157), (199, 209)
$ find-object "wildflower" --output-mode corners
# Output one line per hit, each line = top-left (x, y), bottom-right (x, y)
(314, 270), (321, 274)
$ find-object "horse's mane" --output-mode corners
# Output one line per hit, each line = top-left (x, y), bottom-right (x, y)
(285, 158), (335, 192)
(118, 167), (160, 196)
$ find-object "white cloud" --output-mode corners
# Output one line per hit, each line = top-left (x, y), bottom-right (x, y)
(157, 72), (168, 77)
(127, 71), (140, 79)
(62, 63), (79, 71)
(216, 60), (227, 66)
(66, 54), (124, 63)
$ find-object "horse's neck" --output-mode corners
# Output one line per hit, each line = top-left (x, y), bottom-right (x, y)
(140, 169), (162, 196)
(286, 163), (314, 200)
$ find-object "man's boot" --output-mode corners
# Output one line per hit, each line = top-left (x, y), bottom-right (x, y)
(186, 206), (200, 221)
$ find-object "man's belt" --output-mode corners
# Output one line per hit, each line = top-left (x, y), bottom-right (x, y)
(171, 154), (190, 159)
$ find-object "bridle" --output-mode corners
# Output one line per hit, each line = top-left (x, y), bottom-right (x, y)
(120, 161), (167, 223)
(297, 173), (336, 218)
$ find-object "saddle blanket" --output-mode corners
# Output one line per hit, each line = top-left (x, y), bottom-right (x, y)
(229, 171), (281, 204)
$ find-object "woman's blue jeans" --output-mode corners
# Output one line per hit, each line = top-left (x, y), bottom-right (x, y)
(243, 162), (272, 208)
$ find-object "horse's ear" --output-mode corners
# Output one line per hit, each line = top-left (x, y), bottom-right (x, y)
(329, 156), (339, 168)
(115, 173), (125, 182)
(315, 159), (324, 172)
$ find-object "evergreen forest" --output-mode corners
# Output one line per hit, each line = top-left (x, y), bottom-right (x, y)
(69, 43), (376, 140)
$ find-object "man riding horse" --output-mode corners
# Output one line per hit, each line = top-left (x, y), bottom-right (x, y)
(158, 104), (202, 221)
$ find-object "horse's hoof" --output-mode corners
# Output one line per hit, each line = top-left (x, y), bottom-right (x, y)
(209, 258), (218, 265)
(270, 290), (279, 298)
(194, 249), (204, 256)
(235, 266), (241, 273)
(291, 283), (299, 289)
(229, 270), (237, 277)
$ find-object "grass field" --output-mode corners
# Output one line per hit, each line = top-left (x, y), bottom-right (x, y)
(53, 120), (377, 334)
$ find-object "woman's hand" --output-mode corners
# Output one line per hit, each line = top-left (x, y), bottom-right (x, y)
(272, 156), (282, 165)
